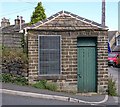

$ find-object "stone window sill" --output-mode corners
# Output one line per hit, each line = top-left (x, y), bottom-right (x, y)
(38, 74), (66, 80)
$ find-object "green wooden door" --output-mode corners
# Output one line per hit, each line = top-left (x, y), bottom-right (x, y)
(77, 38), (97, 92)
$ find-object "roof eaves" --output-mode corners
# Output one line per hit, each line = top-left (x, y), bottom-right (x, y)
(65, 11), (108, 29)
(32, 12), (61, 29)
(30, 10), (108, 30)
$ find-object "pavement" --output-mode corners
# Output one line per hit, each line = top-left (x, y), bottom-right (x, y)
(1, 82), (120, 106)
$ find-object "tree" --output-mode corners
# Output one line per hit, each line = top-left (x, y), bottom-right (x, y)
(30, 2), (46, 24)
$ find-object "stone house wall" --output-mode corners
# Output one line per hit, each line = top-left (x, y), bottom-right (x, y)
(27, 30), (108, 93)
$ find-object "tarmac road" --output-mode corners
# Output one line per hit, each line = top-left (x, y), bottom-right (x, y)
(2, 93), (83, 105)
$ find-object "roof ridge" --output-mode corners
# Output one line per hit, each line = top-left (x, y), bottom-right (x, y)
(29, 10), (108, 29)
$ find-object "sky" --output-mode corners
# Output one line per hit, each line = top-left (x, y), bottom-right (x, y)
(0, 0), (119, 31)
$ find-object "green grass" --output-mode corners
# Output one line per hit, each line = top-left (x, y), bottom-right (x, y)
(32, 80), (58, 91)
(1, 73), (58, 92)
(32, 80), (46, 89)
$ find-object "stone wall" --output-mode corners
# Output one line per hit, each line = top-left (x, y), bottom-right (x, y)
(28, 30), (108, 93)
(61, 36), (77, 92)
(97, 31), (108, 93)
(1, 33), (23, 48)
(2, 60), (28, 77)
(2, 48), (28, 77)
(0, 32), (28, 77)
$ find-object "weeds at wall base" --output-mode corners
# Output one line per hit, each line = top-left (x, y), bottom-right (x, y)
(107, 76), (117, 96)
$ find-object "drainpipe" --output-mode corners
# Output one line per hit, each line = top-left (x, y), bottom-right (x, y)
(24, 27), (28, 54)
(20, 16), (22, 31)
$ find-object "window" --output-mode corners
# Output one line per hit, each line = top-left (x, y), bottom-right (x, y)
(38, 35), (61, 75)
(117, 35), (120, 46)
(118, 37), (120, 45)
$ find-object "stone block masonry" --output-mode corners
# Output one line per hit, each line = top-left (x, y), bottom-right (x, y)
(28, 30), (108, 94)
(1, 33), (23, 48)
(27, 10), (108, 94)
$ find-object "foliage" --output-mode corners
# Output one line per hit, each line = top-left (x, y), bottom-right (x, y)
(30, 2), (46, 24)
(0, 44), (2, 52)
(32, 80), (57, 91)
(108, 76), (117, 96)
(0, 73), (13, 83)
(46, 82), (58, 91)
(13, 76), (28, 85)
(2, 48), (28, 76)
(0, 73), (28, 86)
(2, 48), (28, 63)
(0, 44), (2, 62)
(32, 80), (47, 89)
(21, 35), (27, 54)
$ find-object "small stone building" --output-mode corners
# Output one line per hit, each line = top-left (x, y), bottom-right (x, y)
(27, 11), (108, 93)
(108, 31), (120, 51)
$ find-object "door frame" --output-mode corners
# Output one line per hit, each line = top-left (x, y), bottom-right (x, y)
(77, 37), (97, 93)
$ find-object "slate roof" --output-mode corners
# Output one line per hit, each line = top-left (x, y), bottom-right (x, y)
(1, 23), (29, 33)
(108, 31), (117, 41)
(113, 46), (120, 52)
(28, 10), (108, 30)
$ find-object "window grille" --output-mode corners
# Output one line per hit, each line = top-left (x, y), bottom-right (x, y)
(38, 35), (61, 74)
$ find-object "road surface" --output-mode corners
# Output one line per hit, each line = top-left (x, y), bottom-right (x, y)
(2, 93), (82, 105)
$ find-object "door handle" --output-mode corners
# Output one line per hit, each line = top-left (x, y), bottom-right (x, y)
(77, 74), (82, 78)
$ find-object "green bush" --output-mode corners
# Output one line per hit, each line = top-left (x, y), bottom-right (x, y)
(14, 76), (28, 86)
(1, 73), (28, 86)
(32, 80), (57, 91)
(1, 72), (58, 92)
(32, 80), (47, 89)
(108, 76), (117, 96)
(46, 82), (57, 91)
(1, 73), (13, 83)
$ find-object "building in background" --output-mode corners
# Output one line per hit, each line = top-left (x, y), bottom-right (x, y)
(108, 31), (120, 52)
(0, 16), (29, 48)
